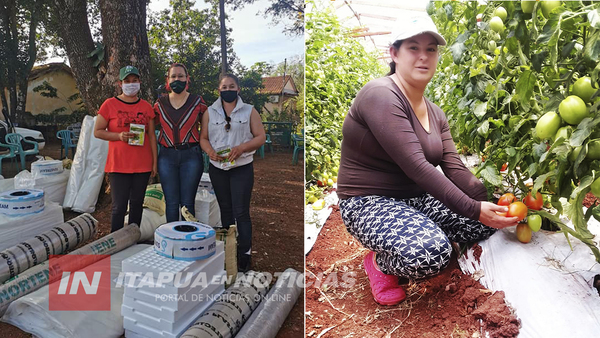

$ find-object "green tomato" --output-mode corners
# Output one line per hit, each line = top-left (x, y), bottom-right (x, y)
(592, 177), (600, 198)
(527, 214), (542, 232)
(559, 95), (589, 125)
(535, 111), (562, 140)
(494, 7), (508, 21)
(489, 16), (504, 33)
(553, 126), (571, 143)
(569, 145), (583, 162)
(587, 139), (600, 160)
(522, 0), (536, 14)
(488, 40), (497, 53)
(541, 0), (561, 18)
(572, 77), (598, 103)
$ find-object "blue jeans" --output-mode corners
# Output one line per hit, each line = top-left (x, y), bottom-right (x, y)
(158, 144), (204, 222)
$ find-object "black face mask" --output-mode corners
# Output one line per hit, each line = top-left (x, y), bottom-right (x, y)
(220, 90), (238, 103)
(169, 80), (186, 94)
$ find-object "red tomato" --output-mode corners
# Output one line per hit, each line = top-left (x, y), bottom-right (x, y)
(498, 193), (516, 206)
(501, 163), (508, 171)
(523, 191), (543, 210)
(507, 201), (528, 222)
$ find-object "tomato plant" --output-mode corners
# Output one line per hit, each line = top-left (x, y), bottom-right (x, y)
(507, 201), (528, 221)
(523, 191), (544, 210)
(572, 77), (598, 103)
(305, 1), (384, 192)
(428, 1), (600, 262)
(498, 192), (516, 206)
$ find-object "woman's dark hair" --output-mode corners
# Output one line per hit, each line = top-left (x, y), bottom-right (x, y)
(386, 40), (403, 76)
(219, 73), (240, 87)
(167, 63), (188, 77)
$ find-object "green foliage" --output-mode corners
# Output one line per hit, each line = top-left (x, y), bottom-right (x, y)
(428, 0), (600, 261)
(147, 0), (223, 103)
(305, 1), (385, 185)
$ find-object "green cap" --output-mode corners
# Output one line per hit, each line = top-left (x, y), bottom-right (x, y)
(119, 65), (140, 81)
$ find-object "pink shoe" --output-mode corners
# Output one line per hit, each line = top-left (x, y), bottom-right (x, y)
(363, 251), (406, 306)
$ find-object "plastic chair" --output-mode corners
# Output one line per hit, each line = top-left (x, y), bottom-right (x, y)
(257, 134), (273, 159)
(56, 130), (77, 159)
(0, 142), (19, 176)
(291, 133), (304, 165)
(202, 151), (210, 172)
(5, 133), (39, 170)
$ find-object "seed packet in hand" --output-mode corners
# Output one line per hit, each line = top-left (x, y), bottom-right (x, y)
(128, 123), (145, 146)
(215, 146), (235, 169)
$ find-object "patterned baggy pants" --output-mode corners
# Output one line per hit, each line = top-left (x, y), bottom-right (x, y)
(339, 194), (496, 280)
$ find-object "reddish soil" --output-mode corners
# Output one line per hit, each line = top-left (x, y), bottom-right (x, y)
(0, 141), (304, 338)
(306, 205), (520, 338)
(583, 192), (600, 208)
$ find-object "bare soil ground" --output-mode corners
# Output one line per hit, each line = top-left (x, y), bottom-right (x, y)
(0, 140), (304, 338)
(306, 205), (520, 338)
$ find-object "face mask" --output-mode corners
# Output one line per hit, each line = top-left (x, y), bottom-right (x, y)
(220, 90), (238, 103)
(122, 83), (140, 96)
(169, 80), (187, 94)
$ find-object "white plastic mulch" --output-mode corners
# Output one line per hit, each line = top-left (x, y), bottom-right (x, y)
(304, 187), (338, 255)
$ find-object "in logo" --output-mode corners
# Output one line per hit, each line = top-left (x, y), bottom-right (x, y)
(48, 255), (111, 311)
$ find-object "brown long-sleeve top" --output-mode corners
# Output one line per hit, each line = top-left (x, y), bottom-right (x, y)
(336, 76), (488, 220)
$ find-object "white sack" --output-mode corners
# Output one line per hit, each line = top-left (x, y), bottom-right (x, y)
(124, 208), (166, 242)
(195, 189), (221, 227)
(1, 244), (149, 338)
(0, 202), (64, 251)
(63, 115), (108, 213)
(63, 115), (93, 209)
(0, 170), (69, 205)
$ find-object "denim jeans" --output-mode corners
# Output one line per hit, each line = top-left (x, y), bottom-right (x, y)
(158, 144), (204, 222)
(209, 162), (254, 259)
(109, 172), (151, 233)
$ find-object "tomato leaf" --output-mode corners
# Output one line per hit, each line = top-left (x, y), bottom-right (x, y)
(584, 29), (600, 63)
(480, 165), (502, 186)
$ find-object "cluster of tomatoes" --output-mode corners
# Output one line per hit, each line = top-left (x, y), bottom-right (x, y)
(497, 191), (544, 243)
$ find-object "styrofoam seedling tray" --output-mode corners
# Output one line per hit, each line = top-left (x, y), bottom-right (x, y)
(122, 271), (226, 322)
(121, 242), (224, 290)
(123, 269), (226, 309)
(123, 289), (218, 337)
(121, 251), (224, 297)
(123, 241), (223, 276)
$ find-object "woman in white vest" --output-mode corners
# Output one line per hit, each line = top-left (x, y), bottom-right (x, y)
(200, 73), (266, 272)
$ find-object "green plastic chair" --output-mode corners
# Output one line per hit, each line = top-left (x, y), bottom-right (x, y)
(0, 142), (19, 176)
(291, 133), (304, 165)
(5, 133), (39, 170)
(257, 134), (273, 159)
(57, 130), (77, 159)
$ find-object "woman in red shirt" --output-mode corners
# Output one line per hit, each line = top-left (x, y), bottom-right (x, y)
(94, 65), (157, 232)
(154, 63), (207, 222)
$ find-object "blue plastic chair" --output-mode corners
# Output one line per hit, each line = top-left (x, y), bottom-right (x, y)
(5, 133), (39, 170)
(0, 142), (19, 176)
(56, 130), (77, 159)
(291, 133), (304, 165)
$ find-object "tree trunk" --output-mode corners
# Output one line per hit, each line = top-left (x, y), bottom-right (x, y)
(50, 0), (151, 114)
(99, 0), (152, 101)
(219, 0), (227, 75)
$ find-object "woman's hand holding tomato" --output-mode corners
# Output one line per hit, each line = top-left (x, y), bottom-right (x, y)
(480, 201), (519, 229)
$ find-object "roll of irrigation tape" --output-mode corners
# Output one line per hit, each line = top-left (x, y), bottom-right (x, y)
(0, 189), (44, 216)
(31, 160), (63, 176)
(154, 221), (216, 261)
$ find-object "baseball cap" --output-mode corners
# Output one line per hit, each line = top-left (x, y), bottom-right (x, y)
(119, 65), (140, 81)
(390, 15), (446, 46)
